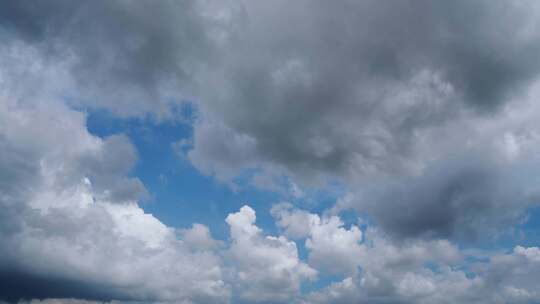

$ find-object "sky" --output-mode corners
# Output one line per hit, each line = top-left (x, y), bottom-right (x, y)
(1, 1), (540, 303)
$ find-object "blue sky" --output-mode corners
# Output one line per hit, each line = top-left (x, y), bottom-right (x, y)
(83, 105), (540, 297)
(87, 107), (540, 247)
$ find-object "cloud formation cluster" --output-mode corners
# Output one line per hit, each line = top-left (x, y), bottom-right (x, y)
(0, 95), (228, 303)
(273, 205), (540, 304)
(2, 1), (540, 303)
(187, 0), (540, 239)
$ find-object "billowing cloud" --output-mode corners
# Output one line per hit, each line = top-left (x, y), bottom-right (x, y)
(225, 205), (316, 303)
(2, 1), (540, 303)
(272, 203), (363, 276)
(190, 0), (540, 179)
(0, 93), (311, 304)
(0, 96), (538, 304)
(187, 0), (540, 238)
(3, 0), (540, 239)
(0, 0), (230, 119)
(305, 244), (540, 304)
(273, 206), (540, 304)
(0, 97), (228, 303)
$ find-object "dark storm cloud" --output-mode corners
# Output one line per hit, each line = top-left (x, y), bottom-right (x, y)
(0, 0), (218, 118)
(0, 270), (133, 303)
(185, 0), (540, 240)
(3, 0), (540, 177)
(352, 156), (538, 240)
(192, 0), (540, 182)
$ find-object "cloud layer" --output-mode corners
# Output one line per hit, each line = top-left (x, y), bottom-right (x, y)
(2, 1), (540, 303)
(187, 0), (540, 239)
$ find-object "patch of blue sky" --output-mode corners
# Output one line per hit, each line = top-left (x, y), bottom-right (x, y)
(85, 106), (358, 295)
(85, 107), (292, 239)
(83, 105), (540, 296)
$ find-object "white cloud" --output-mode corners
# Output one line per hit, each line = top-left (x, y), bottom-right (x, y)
(272, 203), (363, 276)
(225, 206), (317, 303)
(0, 96), (228, 303)
(180, 223), (222, 251)
(1, 2), (540, 303)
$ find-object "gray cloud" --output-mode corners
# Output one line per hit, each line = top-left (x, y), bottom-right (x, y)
(0, 96), (228, 303)
(0, 93), (539, 303)
(187, 0), (540, 239)
(0, 0), (221, 118)
(4, 0), (539, 240)
(346, 156), (538, 240)
(274, 206), (540, 304)
(192, 0), (540, 180)
(2, 1), (540, 302)
(0, 94), (311, 304)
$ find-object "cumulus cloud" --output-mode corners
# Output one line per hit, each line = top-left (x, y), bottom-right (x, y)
(3, 0), (540, 239)
(185, 0), (540, 238)
(190, 0), (540, 179)
(280, 205), (540, 304)
(0, 95), (320, 303)
(0, 94), (311, 304)
(331, 89), (540, 239)
(225, 206), (316, 303)
(0, 99), (538, 304)
(0, 97), (228, 303)
(2, 1), (540, 303)
(272, 203), (363, 276)
(0, 0), (232, 119)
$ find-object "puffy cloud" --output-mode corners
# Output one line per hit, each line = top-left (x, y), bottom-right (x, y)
(269, 204), (540, 304)
(0, 94), (316, 304)
(304, 228), (540, 304)
(0, 98), (228, 303)
(180, 223), (222, 251)
(184, 0), (540, 239)
(332, 88), (540, 239)
(3, 0), (540, 240)
(2, 1), (540, 303)
(273, 204), (462, 276)
(1, 187), (229, 303)
(225, 206), (316, 303)
(272, 203), (363, 276)
(14, 300), (104, 304)
(305, 216), (363, 276)
(481, 246), (540, 303)
(0, 100), (539, 304)
(0, 0), (234, 119)
(189, 0), (540, 180)
(270, 203), (319, 239)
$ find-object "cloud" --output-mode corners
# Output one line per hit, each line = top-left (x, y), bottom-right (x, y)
(0, 0), (230, 119)
(180, 223), (222, 251)
(274, 205), (540, 304)
(2, 1), (540, 303)
(181, 0), (540, 238)
(331, 89), (540, 239)
(225, 206), (316, 303)
(271, 203), (363, 276)
(0, 101), (538, 304)
(0, 98), (228, 303)
(0, 95), (312, 304)
(14, 300), (103, 304)
(190, 0), (540, 181)
(3, 0), (540, 239)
